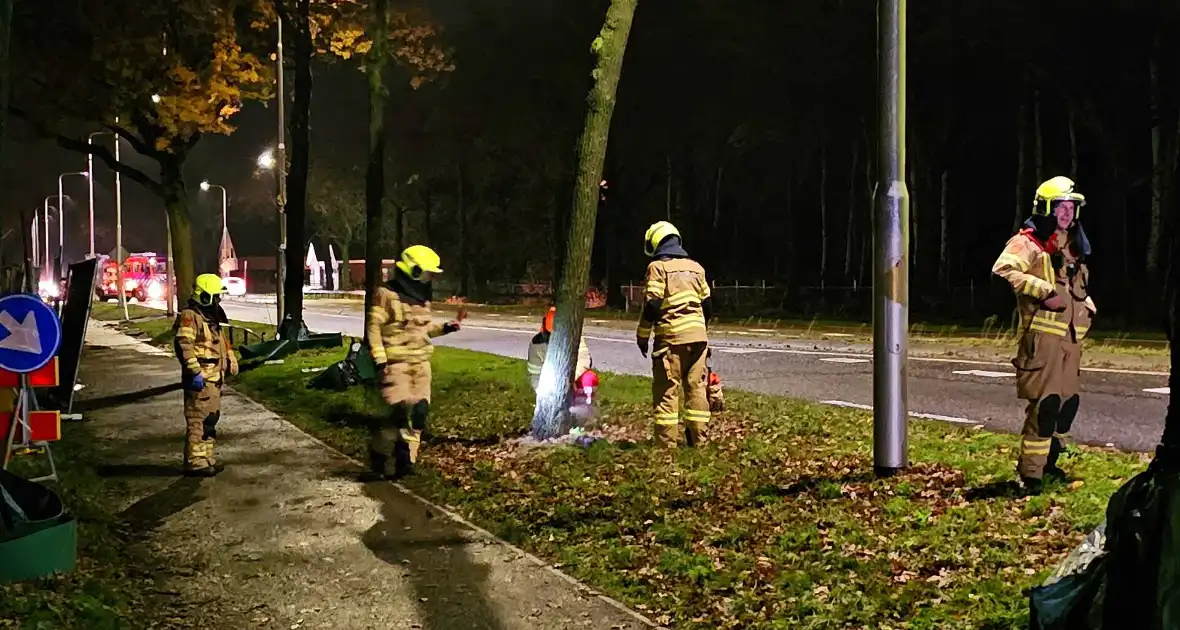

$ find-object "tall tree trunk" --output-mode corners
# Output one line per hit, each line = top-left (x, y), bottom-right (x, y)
(712, 164), (723, 230)
(819, 134), (828, 284)
(422, 188), (433, 245)
(338, 241), (350, 290)
(1033, 88), (1043, 185)
(1014, 100), (1027, 232)
(457, 164), (469, 297)
(844, 139), (859, 279)
(938, 169), (949, 287)
(532, 0), (638, 438)
(1148, 33), (1164, 281)
(282, 0), (312, 331)
(1068, 104), (1078, 178)
(161, 159), (195, 306)
(665, 154), (672, 221)
(363, 0), (389, 333)
(0, 0), (12, 160)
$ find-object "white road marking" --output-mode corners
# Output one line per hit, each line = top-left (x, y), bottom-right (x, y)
(1144, 387), (1170, 395)
(749, 328), (777, 333)
(217, 303), (1172, 378)
(823, 332), (854, 338)
(715, 348), (764, 355)
(821, 400), (978, 426)
(953, 369), (1015, 378)
(820, 357), (870, 364)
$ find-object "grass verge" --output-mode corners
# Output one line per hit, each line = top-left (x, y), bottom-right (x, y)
(101, 311), (1148, 630)
(0, 423), (169, 627)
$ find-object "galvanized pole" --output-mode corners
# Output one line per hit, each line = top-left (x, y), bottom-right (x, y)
(114, 118), (128, 321)
(275, 12), (288, 327)
(87, 134), (96, 258)
(873, 0), (909, 477)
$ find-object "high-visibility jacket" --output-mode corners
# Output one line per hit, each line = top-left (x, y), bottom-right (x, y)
(992, 229), (1095, 342)
(174, 306), (237, 382)
(637, 258), (711, 346)
(526, 332), (591, 390)
(366, 286), (446, 366)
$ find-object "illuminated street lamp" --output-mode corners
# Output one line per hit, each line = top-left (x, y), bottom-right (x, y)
(151, 94), (161, 104)
(200, 180), (228, 232)
(257, 149), (276, 170)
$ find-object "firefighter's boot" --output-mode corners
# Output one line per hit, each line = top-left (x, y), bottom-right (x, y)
(654, 422), (679, 448)
(684, 421), (708, 448)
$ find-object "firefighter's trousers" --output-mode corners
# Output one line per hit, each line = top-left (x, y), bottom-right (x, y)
(1013, 331), (1082, 480)
(371, 361), (432, 476)
(184, 383), (222, 471)
(651, 341), (710, 447)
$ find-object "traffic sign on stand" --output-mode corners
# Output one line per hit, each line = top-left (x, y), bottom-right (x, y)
(0, 293), (64, 483)
(0, 294), (61, 374)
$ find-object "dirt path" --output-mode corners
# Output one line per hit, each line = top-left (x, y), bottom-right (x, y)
(77, 321), (654, 630)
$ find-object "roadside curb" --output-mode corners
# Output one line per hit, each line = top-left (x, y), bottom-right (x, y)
(90, 319), (666, 630)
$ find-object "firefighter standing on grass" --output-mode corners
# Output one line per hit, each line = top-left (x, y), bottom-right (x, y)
(174, 274), (238, 478)
(992, 176), (1096, 495)
(366, 245), (463, 480)
(636, 221), (714, 447)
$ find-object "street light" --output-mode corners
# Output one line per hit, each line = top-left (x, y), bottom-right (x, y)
(58, 171), (88, 279)
(151, 94), (161, 104)
(200, 180), (228, 232)
(87, 131), (113, 258)
(257, 149), (276, 170)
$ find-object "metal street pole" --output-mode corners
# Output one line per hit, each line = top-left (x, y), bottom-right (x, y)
(31, 211), (38, 269)
(57, 171), (86, 279)
(42, 196), (56, 283)
(873, 0), (909, 477)
(114, 117), (128, 321)
(275, 12), (288, 327)
(86, 131), (107, 258)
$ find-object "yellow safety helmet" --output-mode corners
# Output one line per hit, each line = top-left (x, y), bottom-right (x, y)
(396, 245), (443, 279)
(644, 221), (681, 257)
(1033, 176), (1086, 218)
(193, 273), (227, 306)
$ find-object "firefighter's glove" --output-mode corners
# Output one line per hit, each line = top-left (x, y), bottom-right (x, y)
(185, 373), (206, 392)
(1041, 292), (1066, 312)
(442, 321), (461, 335)
(637, 337), (649, 358)
(376, 361), (388, 372)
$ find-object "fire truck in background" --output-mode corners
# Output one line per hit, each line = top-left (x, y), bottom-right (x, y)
(96, 252), (171, 303)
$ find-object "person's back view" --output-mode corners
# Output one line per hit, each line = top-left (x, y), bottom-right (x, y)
(527, 307), (591, 391)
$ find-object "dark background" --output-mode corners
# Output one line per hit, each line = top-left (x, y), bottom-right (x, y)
(3, 0), (1177, 328)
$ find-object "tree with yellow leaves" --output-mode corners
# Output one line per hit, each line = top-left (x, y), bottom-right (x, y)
(10, 0), (273, 305)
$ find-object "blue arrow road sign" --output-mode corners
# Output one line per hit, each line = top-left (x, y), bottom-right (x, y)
(0, 294), (62, 373)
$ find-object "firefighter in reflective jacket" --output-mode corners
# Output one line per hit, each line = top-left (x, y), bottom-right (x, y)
(174, 274), (238, 477)
(527, 307), (592, 391)
(636, 221), (713, 447)
(366, 245), (462, 479)
(992, 176), (1096, 495)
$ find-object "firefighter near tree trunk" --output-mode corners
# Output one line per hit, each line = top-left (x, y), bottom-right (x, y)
(992, 176), (1096, 496)
(636, 221), (714, 447)
(365, 245), (463, 480)
(173, 274), (239, 478)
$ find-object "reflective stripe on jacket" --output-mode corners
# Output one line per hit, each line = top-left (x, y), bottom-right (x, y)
(366, 286), (445, 365)
(992, 231), (1095, 341)
(636, 258), (710, 346)
(174, 307), (235, 381)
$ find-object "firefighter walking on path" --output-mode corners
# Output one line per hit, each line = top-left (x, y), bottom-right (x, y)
(366, 245), (463, 480)
(992, 176), (1096, 495)
(174, 274), (238, 478)
(636, 221), (714, 447)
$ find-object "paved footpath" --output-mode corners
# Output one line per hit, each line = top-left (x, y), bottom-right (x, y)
(76, 320), (654, 630)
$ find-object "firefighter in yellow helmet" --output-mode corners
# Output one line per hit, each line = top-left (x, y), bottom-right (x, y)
(173, 273), (238, 477)
(636, 221), (714, 447)
(992, 176), (1096, 495)
(365, 245), (463, 479)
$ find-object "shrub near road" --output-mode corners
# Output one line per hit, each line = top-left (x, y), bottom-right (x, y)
(96, 310), (1145, 629)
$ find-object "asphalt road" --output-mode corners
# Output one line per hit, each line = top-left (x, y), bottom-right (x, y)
(216, 297), (1170, 453)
